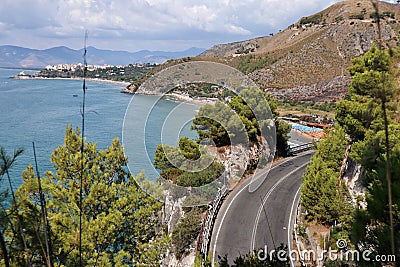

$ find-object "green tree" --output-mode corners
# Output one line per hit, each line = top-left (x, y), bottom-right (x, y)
(336, 44), (399, 258)
(335, 94), (379, 141)
(275, 119), (290, 157)
(229, 96), (259, 142)
(0, 147), (30, 267)
(352, 149), (400, 262)
(301, 127), (353, 227)
(336, 45), (396, 141)
(0, 190), (10, 267)
(154, 137), (224, 187)
(5, 126), (169, 266)
(175, 162), (225, 187)
(192, 101), (245, 147)
(172, 208), (202, 258)
(179, 137), (201, 160)
(192, 88), (290, 156)
(336, 44), (398, 172)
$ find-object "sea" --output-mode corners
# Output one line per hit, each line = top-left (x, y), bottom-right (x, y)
(0, 68), (199, 192)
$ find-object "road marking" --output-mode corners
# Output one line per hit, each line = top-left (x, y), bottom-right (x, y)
(211, 173), (251, 267)
(288, 187), (301, 267)
(211, 152), (312, 266)
(250, 162), (309, 252)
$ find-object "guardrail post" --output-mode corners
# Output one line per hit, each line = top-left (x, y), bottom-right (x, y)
(199, 186), (228, 262)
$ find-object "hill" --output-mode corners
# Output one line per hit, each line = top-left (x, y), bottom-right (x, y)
(0, 45), (206, 68)
(199, 0), (400, 102)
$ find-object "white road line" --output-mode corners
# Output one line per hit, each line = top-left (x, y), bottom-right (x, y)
(211, 175), (250, 267)
(288, 187), (301, 267)
(211, 153), (311, 266)
(250, 162), (309, 252)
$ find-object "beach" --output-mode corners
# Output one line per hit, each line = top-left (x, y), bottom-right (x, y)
(11, 75), (131, 87)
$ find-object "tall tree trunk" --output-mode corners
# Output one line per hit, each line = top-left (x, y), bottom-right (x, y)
(371, 0), (395, 257)
(382, 100), (395, 256)
(5, 169), (31, 266)
(0, 230), (10, 267)
(33, 142), (53, 267)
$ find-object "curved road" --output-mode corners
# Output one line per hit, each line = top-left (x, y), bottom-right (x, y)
(210, 151), (313, 265)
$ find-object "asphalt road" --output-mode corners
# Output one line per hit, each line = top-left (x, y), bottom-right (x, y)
(288, 129), (314, 147)
(210, 151), (313, 265)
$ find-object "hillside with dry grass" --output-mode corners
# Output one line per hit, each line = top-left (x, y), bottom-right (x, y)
(127, 0), (400, 102)
(201, 0), (400, 101)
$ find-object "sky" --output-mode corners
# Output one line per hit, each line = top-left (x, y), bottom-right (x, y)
(0, 0), (398, 52)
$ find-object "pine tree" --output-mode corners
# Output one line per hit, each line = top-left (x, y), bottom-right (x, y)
(5, 126), (169, 266)
(336, 44), (400, 260)
(301, 127), (353, 226)
(192, 88), (290, 156)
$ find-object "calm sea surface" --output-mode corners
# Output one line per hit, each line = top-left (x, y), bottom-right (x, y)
(0, 68), (198, 191)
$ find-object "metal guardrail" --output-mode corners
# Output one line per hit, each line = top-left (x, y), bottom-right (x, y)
(288, 142), (315, 155)
(199, 186), (228, 261)
(197, 143), (315, 261)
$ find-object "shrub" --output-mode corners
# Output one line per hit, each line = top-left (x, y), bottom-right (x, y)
(299, 14), (322, 25)
(172, 208), (203, 258)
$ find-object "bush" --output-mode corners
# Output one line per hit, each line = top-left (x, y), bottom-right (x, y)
(301, 127), (354, 226)
(172, 208), (203, 258)
(237, 54), (276, 74)
(176, 162), (225, 187)
(349, 13), (365, 20)
(300, 14), (322, 25)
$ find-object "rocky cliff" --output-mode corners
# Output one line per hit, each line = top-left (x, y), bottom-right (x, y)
(200, 0), (400, 101)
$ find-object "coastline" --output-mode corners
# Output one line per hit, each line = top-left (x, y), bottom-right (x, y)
(164, 92), (211, 105)
(11, 75), (131, 87)
(130, 91), (217, 106)
(12, 75), (215, 106)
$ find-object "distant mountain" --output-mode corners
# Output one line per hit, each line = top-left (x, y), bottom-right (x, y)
(0, 45), (206, 68)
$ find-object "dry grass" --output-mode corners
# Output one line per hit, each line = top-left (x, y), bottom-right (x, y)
(277, 107), (335, 119)
(131, 1), (400, 102)
(199, 0), (400, 101)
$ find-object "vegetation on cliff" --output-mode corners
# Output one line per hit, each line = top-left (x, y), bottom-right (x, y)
(301, 44), (400, 264)
(338, 44), (400, 261)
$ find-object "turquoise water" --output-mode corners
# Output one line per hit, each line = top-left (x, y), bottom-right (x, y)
(291, 124), (323, 132)
(0, 68), (198, 192)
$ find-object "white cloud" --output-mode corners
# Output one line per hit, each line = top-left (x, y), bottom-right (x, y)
(0, 0), (59, 29)
(0, 0), (393, 51)
(225, 25), (251, 35)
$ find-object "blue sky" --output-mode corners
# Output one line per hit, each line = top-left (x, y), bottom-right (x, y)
(0, 0), (397, 52)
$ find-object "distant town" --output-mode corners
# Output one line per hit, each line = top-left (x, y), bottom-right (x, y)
(15, 63), (157, 83)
